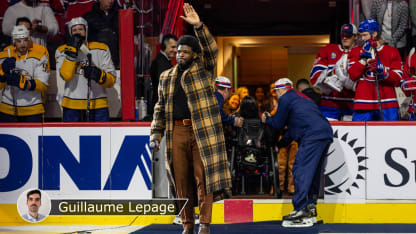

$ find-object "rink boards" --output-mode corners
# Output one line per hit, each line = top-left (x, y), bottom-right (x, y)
(1, 121), (416, 225)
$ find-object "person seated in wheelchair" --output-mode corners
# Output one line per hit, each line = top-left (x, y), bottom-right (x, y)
(233, 96), (274, 166)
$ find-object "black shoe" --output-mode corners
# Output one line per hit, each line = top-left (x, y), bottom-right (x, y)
(282, 207), (311, 221)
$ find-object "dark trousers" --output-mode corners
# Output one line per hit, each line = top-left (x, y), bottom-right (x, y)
(292, 138), (332, 211)
(63, 108), (109, 122)
(0, 112), (42, 122)
(172, 124), (213, 229)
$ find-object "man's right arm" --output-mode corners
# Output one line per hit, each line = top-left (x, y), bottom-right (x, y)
(56, 45), (77, 82)
(310, 45), (329, 86)
(150, 72), (168, 143)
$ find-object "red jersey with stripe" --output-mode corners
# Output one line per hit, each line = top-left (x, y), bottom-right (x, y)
(401, 53), (416, 113)
(348, 44), (402, 110)
(310, 44), (355, 110)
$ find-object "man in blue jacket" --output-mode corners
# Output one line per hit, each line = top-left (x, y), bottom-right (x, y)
(214, 76), (243, 127)
(262, 78), (333, 227)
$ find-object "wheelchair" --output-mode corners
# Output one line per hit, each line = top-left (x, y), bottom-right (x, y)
(229, 118), (280, 198)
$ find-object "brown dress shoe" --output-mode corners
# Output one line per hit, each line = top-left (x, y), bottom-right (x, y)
(198, 223), (210, 234)
(182, 228), (195, 234)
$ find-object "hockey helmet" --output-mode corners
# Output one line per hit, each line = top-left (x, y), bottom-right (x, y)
(274, 78), (293, 90)
(215, 76), (233, 89)
(358, 19), (379, 34)
(67, 17), (88, 36)
(12, 25), (30, 41)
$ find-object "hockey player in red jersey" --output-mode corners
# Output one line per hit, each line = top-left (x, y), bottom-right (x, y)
(348, 19), (402, 121)
(310, 23), (358, 121)
(401, 48), (416, 120)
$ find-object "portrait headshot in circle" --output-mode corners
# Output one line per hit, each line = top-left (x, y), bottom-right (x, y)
(17, 189), (51, 223)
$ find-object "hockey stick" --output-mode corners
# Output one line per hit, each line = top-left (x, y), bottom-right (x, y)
(80, 45), (92, 122)
(408, 47), (415, 120)
(371, 47), (384, 121)
(7, 49), (17, 117)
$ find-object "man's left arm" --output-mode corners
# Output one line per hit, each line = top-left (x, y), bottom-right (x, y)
(31, 54), (50, 92)
(376, 48), (403, 87)
(181, 3), (218, 74)
(194, 24), (218, 72)
(85, 48), (117, 88)
(41, 6), (59, 36)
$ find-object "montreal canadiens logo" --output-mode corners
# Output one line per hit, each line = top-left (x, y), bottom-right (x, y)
(324, 130), (367, 195)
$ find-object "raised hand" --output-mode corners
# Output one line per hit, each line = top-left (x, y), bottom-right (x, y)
(180, 3), (201, 27)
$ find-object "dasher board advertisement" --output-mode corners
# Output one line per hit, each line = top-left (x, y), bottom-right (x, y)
(0, 124), (152, 204)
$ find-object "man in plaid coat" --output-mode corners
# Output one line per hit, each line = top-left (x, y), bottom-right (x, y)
(150, 3), (231, 234)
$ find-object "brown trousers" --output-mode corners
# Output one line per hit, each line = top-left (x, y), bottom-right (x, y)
(172, 124), (213, 229)
(277, 140), (298, 193)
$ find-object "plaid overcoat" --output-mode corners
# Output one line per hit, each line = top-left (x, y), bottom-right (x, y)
(150, 24), (232, 201)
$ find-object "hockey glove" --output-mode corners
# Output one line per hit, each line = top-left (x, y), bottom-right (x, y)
(83, 65), (107, 84)
(360, 40), (373, 59)
(6, 72), (29, 90)
(2, 57), (16, 74)
(368, 59), (388, 80)
(64, 34), (85, 60)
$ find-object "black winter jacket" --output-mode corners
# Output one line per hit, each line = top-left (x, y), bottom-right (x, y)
(83, 2), (119, 67)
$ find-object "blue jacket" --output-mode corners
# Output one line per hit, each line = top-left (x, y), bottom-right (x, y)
(266, 89), (333, 146)
(214, 91), (234, 126)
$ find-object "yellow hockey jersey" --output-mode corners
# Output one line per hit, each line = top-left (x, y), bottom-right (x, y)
(55, 42), (116, 110)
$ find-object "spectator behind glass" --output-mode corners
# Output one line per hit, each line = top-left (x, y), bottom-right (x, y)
(149, 34), (178, 118)
(296, 78), (321, 107)
(66, 0), (95, 23)
(2, 0), (59, 47)
(236, 86), (249, 101)
(83, 0), (120, 68)
(263, 82), (278, 115)
(0, 1), (9, 50)
(223, 93), (240, 115)
(254, 86), (266, 112)
(371, 0), (409, 58)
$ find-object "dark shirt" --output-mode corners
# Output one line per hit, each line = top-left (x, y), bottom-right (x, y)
(214, 91), (234, 125)
(173, 68), (191, 120)
(302, 87), (321, 107)
(266, 89), (333, 147)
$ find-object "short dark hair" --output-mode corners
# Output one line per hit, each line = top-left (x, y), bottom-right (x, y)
(161, 34), (178, 51)
(239, 96), (259, 119)
(177, 35), (201, 53)
(296, 78), (310, 89)
(216, 86), (227, 91)
(27, 189), (41, 200)
(16, 17), (32, 28)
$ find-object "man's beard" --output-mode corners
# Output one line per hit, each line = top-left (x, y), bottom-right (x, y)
(178, 59), (193, 71)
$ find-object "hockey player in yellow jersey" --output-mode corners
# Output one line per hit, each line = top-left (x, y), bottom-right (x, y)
(0, 25), (49, 122)
(56, 17), (116, 122)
